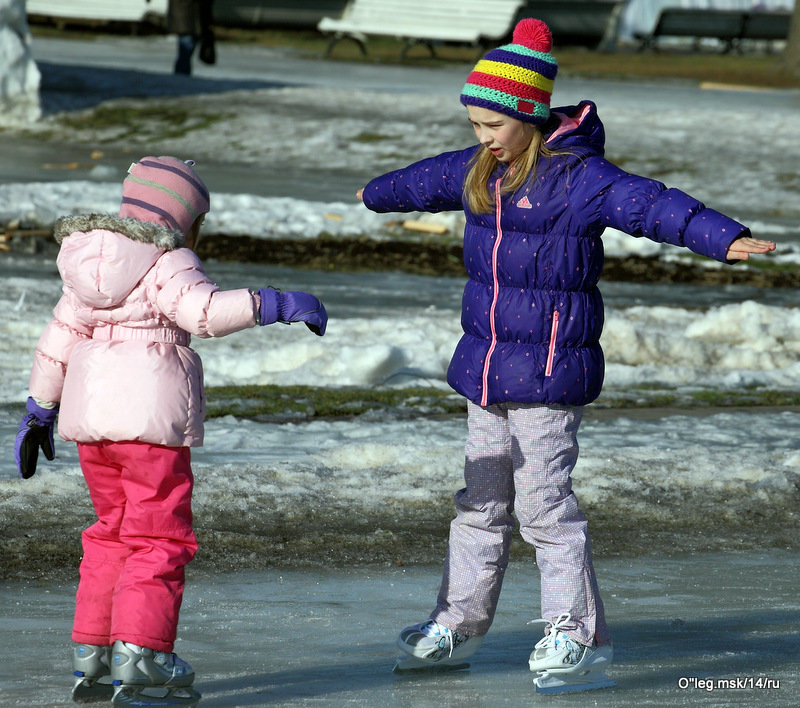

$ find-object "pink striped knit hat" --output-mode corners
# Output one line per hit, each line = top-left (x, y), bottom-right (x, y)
(460, 18), (558, 125)
(119, 156), (210, 236)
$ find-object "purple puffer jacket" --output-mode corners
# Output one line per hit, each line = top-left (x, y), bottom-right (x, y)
(362, 100), (749, 407)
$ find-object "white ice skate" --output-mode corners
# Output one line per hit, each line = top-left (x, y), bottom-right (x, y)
(71, 643), (114, 703)
(528, 613), (615, 695)
(110, 640), (201, 707)
(393, 619), (482, 673)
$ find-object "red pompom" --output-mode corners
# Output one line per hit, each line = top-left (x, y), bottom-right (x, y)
(512, 18), (553, 52)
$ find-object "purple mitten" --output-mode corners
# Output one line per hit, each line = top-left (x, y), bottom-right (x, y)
(278, 291), (328, 336)
(15, 397), (58, 479)
(257, 288), (327, 336)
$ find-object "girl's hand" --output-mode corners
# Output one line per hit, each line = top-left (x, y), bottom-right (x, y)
(356, 188), (364, 201)
(726, 236), (776, 261)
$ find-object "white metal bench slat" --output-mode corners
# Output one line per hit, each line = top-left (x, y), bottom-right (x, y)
(319, 0), (524, 45)
(27, 0), (167, 22)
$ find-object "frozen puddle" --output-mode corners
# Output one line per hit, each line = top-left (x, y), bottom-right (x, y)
(1, 550), (797, 706)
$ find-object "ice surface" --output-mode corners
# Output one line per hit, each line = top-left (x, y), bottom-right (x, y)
(1, 551), (798, 706)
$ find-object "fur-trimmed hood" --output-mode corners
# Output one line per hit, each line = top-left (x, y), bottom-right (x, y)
(55, 214), (186, 309)
(54, 213), (185, 249)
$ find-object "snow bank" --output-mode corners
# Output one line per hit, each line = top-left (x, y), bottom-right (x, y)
(0, 0), (40, 126)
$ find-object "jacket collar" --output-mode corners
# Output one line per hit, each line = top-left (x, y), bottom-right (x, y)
(53, 213), (185, 250)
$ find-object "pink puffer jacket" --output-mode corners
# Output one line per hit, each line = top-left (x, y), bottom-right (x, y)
(29, 214), (257, 447)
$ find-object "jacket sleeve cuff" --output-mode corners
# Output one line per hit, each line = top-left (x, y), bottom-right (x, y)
(257, 288), (280, 326)
(27, 396), (59, 422)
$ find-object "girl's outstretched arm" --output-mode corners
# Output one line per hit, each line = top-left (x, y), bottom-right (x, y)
(726, 236), (777, 261)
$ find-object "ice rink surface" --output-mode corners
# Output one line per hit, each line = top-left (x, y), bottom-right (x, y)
(1, 550), (798, 707)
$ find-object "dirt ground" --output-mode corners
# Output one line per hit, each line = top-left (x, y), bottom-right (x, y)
(196, 233), (797, 287)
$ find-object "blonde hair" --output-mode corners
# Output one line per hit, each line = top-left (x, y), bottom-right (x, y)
(464, 129), (559, 214)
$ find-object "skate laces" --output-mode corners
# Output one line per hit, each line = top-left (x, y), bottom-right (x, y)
(529, 613), (582, 655)
(420, 620), (456, 657)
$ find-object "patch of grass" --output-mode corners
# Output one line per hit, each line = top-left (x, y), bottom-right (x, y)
(60, 105), (232, 141)
(204, 383), (800, 423)
(688, 389), (800, 407)
(556, 48), (798, 88)
(645, 394), (680, 407)
(596, 386), (800, 409)
(352, 132), (397, 143)
(205, 383), (466, 421)
(739, 258), (800, 273)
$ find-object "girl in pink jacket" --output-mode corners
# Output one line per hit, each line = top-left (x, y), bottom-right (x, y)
(14, 156), (327, 706)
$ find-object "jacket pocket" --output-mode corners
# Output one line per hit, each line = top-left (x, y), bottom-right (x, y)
(545, 310), (559, 377)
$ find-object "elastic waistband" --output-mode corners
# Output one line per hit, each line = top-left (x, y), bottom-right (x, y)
(92, 324), (190, 346)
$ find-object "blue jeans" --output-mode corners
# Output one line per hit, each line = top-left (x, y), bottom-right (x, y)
(174, 34), (197, 75)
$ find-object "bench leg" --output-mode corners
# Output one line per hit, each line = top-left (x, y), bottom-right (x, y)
(325, 33), (367, 58)
(400, 39), (436, 59)
(597, 1), (628, 52)
(636, 37), (654, 52)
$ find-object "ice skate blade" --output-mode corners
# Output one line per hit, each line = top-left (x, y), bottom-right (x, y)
(534, 669), (615, 695)
(72, 676), (115, 703)
(112, 684), (201, 707)
(393, 655), (471, 673)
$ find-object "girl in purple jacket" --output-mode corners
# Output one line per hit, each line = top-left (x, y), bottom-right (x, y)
(358, 19), (775, 692)
(14, 156), (327, 706)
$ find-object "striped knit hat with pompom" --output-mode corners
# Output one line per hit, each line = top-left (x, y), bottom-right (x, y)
(119, 156), (210, 236)
(460, 18), (558, 125)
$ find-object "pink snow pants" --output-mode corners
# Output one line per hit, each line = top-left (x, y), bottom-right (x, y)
(430, 401), (610, 647)
(72, 441), (198, 652)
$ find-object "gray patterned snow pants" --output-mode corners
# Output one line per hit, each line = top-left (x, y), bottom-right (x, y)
(430, 401), (610, 647)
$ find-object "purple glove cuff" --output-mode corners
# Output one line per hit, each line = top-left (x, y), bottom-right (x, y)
(26, 397), (58, 424)
(257, 288), (280, 326)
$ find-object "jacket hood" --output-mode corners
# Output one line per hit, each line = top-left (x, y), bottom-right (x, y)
(54, 214), (185, 309)
(54, 213), (185, 248)
(544, 100), (605, 158)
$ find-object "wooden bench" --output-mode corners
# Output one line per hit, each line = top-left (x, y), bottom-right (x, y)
(637, 8), (793, 52)
(318, 0), (525, 58)
(636, 8), (745, 52)
(740, 10), (793, 44)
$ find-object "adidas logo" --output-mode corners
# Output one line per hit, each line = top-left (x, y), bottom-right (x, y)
(517, 196), (532, 209)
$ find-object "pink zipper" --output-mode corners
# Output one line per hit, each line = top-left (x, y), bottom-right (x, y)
(545, 310), (559, 377)
(480, 177), (504, 406)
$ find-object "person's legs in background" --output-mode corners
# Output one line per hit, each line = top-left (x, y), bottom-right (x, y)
(174, 34), (197, 75)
